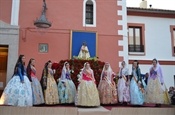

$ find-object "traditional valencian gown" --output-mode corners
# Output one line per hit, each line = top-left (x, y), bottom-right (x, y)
(27, 65), (44, 105)
(130, 67), (144, 105)
(117, 67), (130, 103)
(76, 67), (100, 106)
(41, 68), (59, 105)
(145, 64), (167, 104)
(98, 64), (117, 104)
(0, 63), (33, 106)
(58, 63), (76, 104)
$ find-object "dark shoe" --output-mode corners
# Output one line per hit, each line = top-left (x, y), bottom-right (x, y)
(123, 102), (128, 106)
(155, 104), (161, 107)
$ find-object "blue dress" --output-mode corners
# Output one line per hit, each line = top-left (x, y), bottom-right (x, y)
(58, 71), (76, 103)
(130, 68), (144, 105)
(0, 64), (33, 106)
(28, 67), (44, 105)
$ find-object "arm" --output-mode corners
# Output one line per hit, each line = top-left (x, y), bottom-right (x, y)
(123, 68), (128, 77)
(111, 72), (116, 83)
(61, 70), (66, 80)
(100, 71), (104, 80)
(42, 69), (47, 89)
(17, 64), (24, 82)
(158, 67), (164, 84)
(91, 70), (96, 81)
(68, 71), (72, 80)
(118, 69), (120, 77)
(77, 69), (83, 81)
(125, 68), (129, 76)
(27, 67), (32, 82)
(123, 68), (129, 81)
(137, 68), (141, 82)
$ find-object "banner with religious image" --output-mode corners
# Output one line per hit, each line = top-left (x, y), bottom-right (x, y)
(70, 30), (97, 59)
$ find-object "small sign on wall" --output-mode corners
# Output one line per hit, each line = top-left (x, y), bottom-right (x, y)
(39, 43), (48, 53)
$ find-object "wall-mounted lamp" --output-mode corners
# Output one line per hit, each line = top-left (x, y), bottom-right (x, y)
(34, 0), (51, 28)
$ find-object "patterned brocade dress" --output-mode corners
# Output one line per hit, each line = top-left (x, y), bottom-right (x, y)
(0, 64), (33, 106)
(117, 67), (130, 103)
(98, 71), (117, 104)
(58, 71), (76, 104)
(145, 67), (165, 104)
(130, 68), (144, 105)
(29, 67), (44, 105)
(76, 71), (100, 106)
(42, 68), (59, 104)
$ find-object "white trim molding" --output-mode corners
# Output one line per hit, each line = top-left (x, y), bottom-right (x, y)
(11, 0), (20, 26)
(117, 0), (128, 67)
(83, 0), (96, 27)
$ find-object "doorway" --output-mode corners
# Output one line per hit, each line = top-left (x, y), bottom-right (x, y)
(0, 45), (8, 96)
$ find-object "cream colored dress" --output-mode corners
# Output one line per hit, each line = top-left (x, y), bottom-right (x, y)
(76, 70), (100, 106)
(145, 66), (165, 104)
(44, 69), (59, 104)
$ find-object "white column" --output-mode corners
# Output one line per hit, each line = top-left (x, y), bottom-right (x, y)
(11, 0), (20, 26)
(117, 0), (128, 67)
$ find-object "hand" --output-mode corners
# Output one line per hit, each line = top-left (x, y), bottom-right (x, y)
(125, 82), (129, 86)
(53, 69), (56, 74)
(43, 82), (47, 86)
(137, 83), (140, 87)
(137, 82), (141, 86)
(63, 82), (66, 87)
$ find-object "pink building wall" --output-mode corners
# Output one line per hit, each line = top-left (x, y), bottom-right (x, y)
(1, 0), (123, 79)
(0, 0), (12, 23)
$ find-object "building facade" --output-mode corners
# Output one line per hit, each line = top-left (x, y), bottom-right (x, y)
(127, 7), (175, 88)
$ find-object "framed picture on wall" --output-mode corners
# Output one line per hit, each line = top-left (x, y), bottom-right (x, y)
(39, 43), (48, 53)
(70, 30), (97, 59)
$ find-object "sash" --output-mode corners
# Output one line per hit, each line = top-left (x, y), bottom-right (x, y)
(82, 73), (94, 81)
(123, 75), (127, 81)
(133, 76), (144, 93)
(104, 76), (116, 90)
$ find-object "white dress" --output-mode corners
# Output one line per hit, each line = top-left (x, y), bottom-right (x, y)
(0, 66), (33, 107)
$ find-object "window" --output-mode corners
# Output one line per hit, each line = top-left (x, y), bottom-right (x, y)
(39, 43), (48, 53)
(83, 0), (96, 27)
(170, 26), (175, 56)
(128, 23), (145, 55)
(86, 4), (93, 24)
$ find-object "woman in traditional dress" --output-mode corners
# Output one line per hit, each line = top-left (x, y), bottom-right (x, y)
(98, 62), (117, 104)
(130, 60), (144, 105)
(145, 58), (169, 106)
(40, 60), (59, 105)
(0, 55), (33, 106)
(76, 62), (100, 106)
(26, 58), (44, 105)
(117, 61), (130, 104)
(58, 62), (76, 104)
